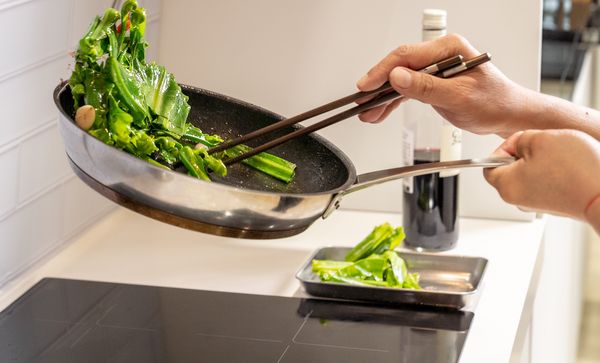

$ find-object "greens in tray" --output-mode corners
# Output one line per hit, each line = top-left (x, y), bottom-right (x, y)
(312, 223), (422, 289)
(69, 0), (296, 183)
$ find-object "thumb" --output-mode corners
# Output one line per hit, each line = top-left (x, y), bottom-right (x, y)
(483, 132), (527, 204)
(389, 66), (454, 106)
(483, 132), (523, 184)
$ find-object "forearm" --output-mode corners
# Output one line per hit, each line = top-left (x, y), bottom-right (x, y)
(503, 86), (600, 140)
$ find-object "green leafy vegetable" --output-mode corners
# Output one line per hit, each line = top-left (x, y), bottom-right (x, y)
(371, 227), (406, 255)
(183, 125), (296, 183)
(180, 146), (210, 181)
(312, 224), (422, 290)
(143, 62), (189, 135)
(70, 1), (296, 183)
(344, 223), (394, 262)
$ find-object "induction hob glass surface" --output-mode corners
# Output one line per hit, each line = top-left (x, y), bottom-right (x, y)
(0, 278), (472, 363)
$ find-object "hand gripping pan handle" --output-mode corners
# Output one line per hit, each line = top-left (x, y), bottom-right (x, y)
(322, 157), (515, 219)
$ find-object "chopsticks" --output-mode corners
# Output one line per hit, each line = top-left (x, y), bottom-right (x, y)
(210, 53), (491, 165)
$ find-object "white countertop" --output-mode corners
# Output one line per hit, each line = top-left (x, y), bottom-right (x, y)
(0, 208), (545, 363)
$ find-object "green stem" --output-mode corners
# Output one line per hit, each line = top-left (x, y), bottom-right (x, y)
(226, 144), (296, 183)
(180, 146), (210, 181)
(183, 126), (296, 183)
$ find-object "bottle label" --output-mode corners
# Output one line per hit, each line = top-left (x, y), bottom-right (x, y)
(440, 122), (462, 177)
(402, 128), (414, 193)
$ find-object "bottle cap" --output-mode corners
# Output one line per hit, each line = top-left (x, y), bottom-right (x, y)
(423, 9), (447, 30)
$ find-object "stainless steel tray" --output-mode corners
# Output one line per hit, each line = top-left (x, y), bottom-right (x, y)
(296, 247), (488, 310)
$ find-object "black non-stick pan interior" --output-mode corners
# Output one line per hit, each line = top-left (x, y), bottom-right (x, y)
(181, 85), (354, 194)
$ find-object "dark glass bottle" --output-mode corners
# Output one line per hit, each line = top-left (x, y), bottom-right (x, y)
(401, 9), (461, 251)
(402, 149), (458, 250)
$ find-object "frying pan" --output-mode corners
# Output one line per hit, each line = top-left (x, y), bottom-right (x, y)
(54, 81), (512, 239)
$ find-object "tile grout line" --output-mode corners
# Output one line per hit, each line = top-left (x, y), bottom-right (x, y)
(0, 50), (69, 84)
(0, 120), (62, 219)
(13, 141), (22, 220)
(0, 117), (58, 154)
(0, 6), (159, 83)
(60, 204), (116, 250)
(17, 173), (76, 212)
(0, 0), (34, 12)
(18, 116), (57, 141)
(0, 138), (21, 157)
(0, 203), (115, 288)
(0, 173), (75, 223)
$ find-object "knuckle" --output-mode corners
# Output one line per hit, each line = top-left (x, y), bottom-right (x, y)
(445, 33), (478, 57)
(520, 144), (533, 159)
(528, 131), (547, 150)
(448, 33), (468, 48)
(525, 131), (544, 149)
(394, 44), (412, 57)
(518, 130), (539, 158)
(367, 45), (414, 78)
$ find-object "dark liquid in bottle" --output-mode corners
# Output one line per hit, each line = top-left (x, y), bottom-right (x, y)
(403, 149), (459, 251)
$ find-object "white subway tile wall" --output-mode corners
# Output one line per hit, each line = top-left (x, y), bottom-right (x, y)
(0, 57), (70, 146)
(61, 177), (114, 241)
(0, 0), (71, 77)
(0, 186), (63, 283)
(18, 123), (71, 202)
(0, 0), (161, 285)
(146, 15), (161, 62)
(0, 146), (19, 219)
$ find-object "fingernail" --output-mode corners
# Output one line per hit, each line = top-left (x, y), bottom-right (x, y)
(390, 67), (412, 89)
(357, 74), (369, 89)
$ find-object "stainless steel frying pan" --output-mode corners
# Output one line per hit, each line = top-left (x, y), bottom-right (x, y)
(54, 81), (512, 239)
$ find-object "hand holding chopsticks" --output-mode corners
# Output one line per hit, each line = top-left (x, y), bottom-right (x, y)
(210, 53), (492, 165)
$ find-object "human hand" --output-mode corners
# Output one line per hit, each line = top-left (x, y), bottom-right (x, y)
(356, 34), (529, 137)
(483, 129), (600, 221)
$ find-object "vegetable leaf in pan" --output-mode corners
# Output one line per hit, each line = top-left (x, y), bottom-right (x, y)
(69, 0), (296, 183)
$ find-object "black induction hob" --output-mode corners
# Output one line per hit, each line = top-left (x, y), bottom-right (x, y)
(0, 278), (473, 363)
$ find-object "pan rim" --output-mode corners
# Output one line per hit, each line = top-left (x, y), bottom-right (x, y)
(54, 80), (358, 199)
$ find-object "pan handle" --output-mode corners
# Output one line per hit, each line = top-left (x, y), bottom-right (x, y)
(322, 157), (515, 219)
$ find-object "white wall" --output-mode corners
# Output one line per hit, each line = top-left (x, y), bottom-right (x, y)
(0, 0), (161, 287)
(158, 0), (541, 221)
